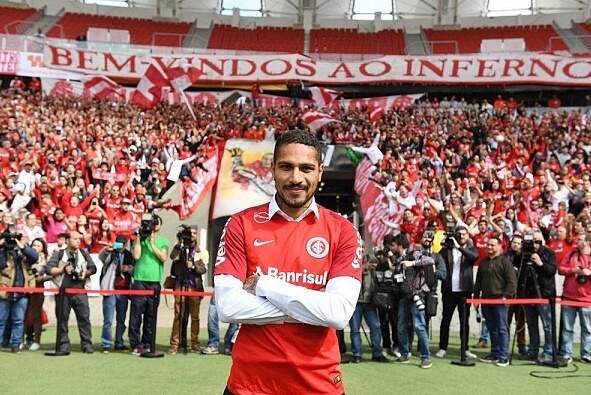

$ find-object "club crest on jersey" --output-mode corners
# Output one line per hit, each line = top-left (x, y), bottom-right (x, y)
(306, 237), (330, 259)
(254, 211), (270, 224)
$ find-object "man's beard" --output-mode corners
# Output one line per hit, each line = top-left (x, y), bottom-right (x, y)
(277, 184), (316, 209)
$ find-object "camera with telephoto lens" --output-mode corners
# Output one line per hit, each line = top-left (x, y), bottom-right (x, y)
(577, 274), (589, 285)
(444, 220), (456, 249)
(65, 256), (83, 281)
(177, 224), (193, 247)
(522, 232), (535, 263)
(412, 294), (425, 311)
(139, 213), (156, 240)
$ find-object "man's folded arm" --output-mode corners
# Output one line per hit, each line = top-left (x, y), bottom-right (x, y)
(255, 275), (361, 330)
(214, 274), (288, 325)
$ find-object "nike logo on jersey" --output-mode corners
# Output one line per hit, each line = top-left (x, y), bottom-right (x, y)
(253, 239), (274, 247)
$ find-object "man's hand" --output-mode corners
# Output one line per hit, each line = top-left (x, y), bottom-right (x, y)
(531, 253), (543, 267)
(451, 237), (460, 249)
(243, 274), (260, 295)
(582, 268), (591, 276)
(121, 265), (132, 273)
(64, 265), (73, 275)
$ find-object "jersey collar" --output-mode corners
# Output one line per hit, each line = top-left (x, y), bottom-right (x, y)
(268, 194), (320, 222)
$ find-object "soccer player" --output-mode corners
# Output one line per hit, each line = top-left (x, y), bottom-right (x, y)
(214, 130), (362, 395)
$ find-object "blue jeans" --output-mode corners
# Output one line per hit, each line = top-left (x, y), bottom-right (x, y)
(524, 304), (553, 357)
(479, 322), (490, 342)
(559, 306), (591, 359)
(398, 296), (430, 359)
(482, 304), (509, 360)
(0, 297), (28, 348)
(101, 295), (129, 348)
(349, 302), (383, 358)
(207, 296), (238, 350)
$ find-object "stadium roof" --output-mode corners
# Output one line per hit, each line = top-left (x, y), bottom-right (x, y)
(83, 0), (590, 20)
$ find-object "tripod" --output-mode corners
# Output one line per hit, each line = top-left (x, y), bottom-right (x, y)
(176, 241), (192, 355)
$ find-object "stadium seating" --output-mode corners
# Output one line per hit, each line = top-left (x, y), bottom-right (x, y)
(309, 28), (406, 55)
(47, 12), (192, 47)
(207, 25), (304, 53)
(424, 25), (567, 54)
(0, 5), (38, 34)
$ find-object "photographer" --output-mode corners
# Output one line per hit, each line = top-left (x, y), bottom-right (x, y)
(505, 234), (528, 356)
(129, 214), (169, 355)
(46, 231), (96, 354)
(396, 229), (446, 369)
(168, 225), (208, 355)
(373, 234), (405, 357)
(0, 232), (38, 353)
(99, 236), (134, 353)
(518, 229), (556, 362)
(348, 255), (389, 363)
(557, 236), (591, 365)
(436, 225), (478, 359)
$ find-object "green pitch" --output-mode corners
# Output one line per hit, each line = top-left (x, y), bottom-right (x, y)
(1, 327), (589, 394)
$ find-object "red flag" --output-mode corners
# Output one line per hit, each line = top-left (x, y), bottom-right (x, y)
(309, 86), (343, 108)
(82, 75), (122, 100)
(392, 95), (415, 110)
(370, 107), (384, 124)
(131, 64), (170, 109)
(302, 111), (340, 131)
(165, 64), (204, 91)
(170, 153), (218, 220)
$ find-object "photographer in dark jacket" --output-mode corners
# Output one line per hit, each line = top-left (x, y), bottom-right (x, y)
(518, 229), (557, 362)
(99, 236), (135, 352)
(374, 234), (406, 357)
(348, 255), (389, 363)
(168, 225), (207, 355)
(504, 234), (528, 356)
(47, 231), (96, 353)
(0, 235), (38, 353)
(436, 225), (478, 359)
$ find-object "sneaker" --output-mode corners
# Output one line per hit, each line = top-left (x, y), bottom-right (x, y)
(190, 346), (202, 353)
(372, 355), (390, 363)
(537, 354), (553, 364)
(391, 347), (402, 358)
(29, 342), (40, 352)
(581, 355), (591, 364)
(352, 356), (361, 363)
(168, 348), (178, 355)
(131, 346), (145, 356)
(421, 358), (433, 369)
(464, 350), (477, 359)
(223, 348), (232, 356)
(558, 355), (573, 365)
(396, 355), (410, 364)
(496, 359), (509, 367)
(102, 347), (110, 354)
(82, 346), (94, 354)
(479, 354), (499, 363)
(201, 346), (219, 355)
(10, 347), (20, 354)
(435, 349), (446, 358)
(522, 353), (538, 361)
(518, 345), (528, 356)
(475, 340), (488, 349)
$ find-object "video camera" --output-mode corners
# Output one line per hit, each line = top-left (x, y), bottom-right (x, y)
(139, 212), (156, 240)
(177, 224), (193, 247)
(0, 231), (22, 250)
(522, 232), (535, 263)
(444, 220), (456, 249)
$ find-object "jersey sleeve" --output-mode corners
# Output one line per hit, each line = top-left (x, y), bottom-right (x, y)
(327, 220), (362, 281)
(214, 215), (248, 282)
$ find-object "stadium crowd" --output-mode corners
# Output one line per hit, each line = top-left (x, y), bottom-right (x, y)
(0, 81), (590, 369)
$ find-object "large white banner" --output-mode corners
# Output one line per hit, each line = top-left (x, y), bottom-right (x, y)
(42, 44), (591, 86)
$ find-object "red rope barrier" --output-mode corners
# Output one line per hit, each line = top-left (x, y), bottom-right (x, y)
(0, 286), (213, 297)
(558, 299), (591, 308)
(161, 290), (213, 297)
(466, 298), (549, 305)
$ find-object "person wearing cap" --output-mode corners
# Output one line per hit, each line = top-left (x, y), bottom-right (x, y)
(99, 235), (135, 353)
(168, 225), (209, 354)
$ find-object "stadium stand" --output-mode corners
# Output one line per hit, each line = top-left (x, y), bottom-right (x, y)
(424, 25), (568, 54)
(46, 12), (192, 46)
(207, 24), (304, 52)
(0, 5), (38, 34)
(309, 28), (406, 55)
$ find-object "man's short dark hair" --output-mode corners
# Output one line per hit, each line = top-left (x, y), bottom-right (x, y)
(274, 130), (323, 164)
(391, 233), (409, 249)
